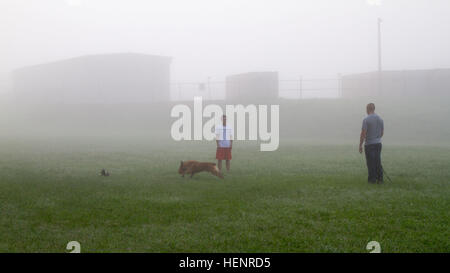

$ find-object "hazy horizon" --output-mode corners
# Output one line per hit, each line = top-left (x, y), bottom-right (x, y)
(1, 0), (450, 88)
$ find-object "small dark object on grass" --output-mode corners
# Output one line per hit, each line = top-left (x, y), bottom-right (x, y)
(100, 169), (110, 177)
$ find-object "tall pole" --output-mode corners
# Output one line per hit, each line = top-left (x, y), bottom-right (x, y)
(377, 17), (382, 96)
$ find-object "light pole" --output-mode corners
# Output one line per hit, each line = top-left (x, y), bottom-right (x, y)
(377, 17), (382, 96)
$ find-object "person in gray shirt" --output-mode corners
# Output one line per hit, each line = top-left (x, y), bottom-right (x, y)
(359, 103), (384, 184)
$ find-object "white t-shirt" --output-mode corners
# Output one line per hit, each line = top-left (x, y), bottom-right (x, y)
(215, 124), (234, 148)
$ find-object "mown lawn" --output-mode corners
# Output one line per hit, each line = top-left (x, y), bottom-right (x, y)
(0, 138), (449, 252)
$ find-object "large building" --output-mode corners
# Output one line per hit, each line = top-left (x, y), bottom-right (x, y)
(225, 71), (278, 102)
(341, 68), (450, 98)
(13, 53), (171, 104)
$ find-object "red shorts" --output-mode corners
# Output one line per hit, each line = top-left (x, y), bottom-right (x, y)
(216, 147), (232, 160)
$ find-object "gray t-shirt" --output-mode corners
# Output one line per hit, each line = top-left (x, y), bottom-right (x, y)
(362, 113), (384, 145)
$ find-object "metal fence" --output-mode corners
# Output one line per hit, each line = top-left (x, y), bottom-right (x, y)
(170, 77), (342, 101)
(278, 77), (342, 99)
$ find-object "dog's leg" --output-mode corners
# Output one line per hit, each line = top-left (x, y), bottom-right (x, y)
(216, 171), (224, 179)
(210, 166), (224, 179)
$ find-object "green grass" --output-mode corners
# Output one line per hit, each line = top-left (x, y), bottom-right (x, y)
(0, 138), (449, 252)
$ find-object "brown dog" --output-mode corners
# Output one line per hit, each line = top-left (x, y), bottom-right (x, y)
(178, 160), (224, 179)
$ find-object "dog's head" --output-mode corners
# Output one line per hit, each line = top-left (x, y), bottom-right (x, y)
(178, 161), (185, 174)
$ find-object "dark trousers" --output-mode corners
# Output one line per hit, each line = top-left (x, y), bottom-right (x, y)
(364, 143), (383, 183)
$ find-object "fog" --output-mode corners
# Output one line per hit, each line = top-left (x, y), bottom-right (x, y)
(1, 0), (450, 146)
(1, 0), (450, 84)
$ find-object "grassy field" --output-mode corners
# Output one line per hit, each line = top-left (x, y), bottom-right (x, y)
(0, 137), (448, 253)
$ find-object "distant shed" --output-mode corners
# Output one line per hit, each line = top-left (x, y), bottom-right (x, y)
(13, 53), (171, 104)
(341, 69), (450, 98)
(226, 71), (279, 102)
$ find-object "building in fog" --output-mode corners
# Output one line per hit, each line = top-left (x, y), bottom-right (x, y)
(225, 71), (278, 101)
(13, 53), (171, 104)
(341, 68), (450, 98)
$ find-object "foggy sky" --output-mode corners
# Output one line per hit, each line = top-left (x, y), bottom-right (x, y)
(1, 0), (450, 85)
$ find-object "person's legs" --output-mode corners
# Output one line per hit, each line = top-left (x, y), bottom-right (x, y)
(226, 160), (230, 171)
(375, 143), (383, 183)
(365, 144), (377, 183)
(216, 147), (223, 171)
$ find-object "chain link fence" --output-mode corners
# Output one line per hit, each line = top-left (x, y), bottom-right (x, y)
(171, 77), (342, 101)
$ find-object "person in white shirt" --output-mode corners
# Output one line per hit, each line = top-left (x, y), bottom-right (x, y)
(215, 115), (233, 172)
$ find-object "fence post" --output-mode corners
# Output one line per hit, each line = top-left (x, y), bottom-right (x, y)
(338, 73), (342, 98)
(402, 70), (406, 96)
(299, 76), (303, 99)
(207, 77), (211, 101)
